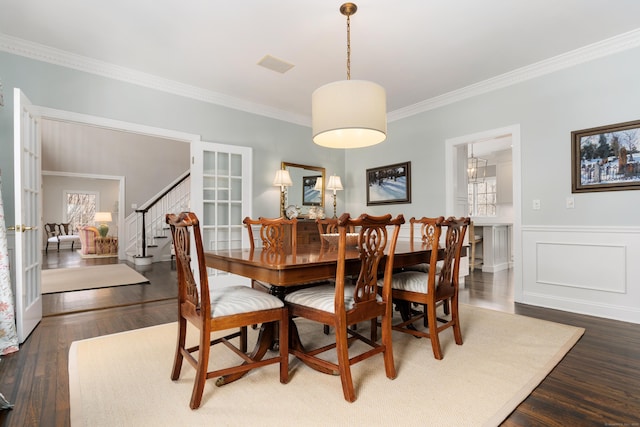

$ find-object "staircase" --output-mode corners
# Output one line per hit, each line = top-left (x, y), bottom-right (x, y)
(125, 171), (190, 264)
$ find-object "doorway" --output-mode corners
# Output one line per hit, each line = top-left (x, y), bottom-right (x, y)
(445, 124), (523, 301)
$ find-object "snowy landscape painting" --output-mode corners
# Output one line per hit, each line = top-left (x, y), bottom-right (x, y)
(302, 175), (322, 206)
(571, 120), (640, 193)
(366, 162), (411, 205)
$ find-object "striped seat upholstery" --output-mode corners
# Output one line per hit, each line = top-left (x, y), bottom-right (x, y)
(210, 286), (283, 317)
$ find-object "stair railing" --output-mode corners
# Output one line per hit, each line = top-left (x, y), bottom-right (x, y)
(128, 171), (190, 259)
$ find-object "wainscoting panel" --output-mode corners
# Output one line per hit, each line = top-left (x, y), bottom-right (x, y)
(536, 242), (626, 293)
(522, 226), (640, 324)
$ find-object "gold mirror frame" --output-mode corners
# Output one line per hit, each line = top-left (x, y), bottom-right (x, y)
(281, 162), (326, 216)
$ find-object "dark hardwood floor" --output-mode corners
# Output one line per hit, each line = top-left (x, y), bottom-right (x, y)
(1, 255), (639, 426)
(41, 251), (176, 316)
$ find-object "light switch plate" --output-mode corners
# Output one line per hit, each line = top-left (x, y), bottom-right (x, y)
(566, 197), (575, 209)
(532, 199), (541, 210)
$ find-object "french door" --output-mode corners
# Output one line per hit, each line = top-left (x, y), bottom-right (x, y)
(13, 88), (42, 342)
(191, 140), (252, 288)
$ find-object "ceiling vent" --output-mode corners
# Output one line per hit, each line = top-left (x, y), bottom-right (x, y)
(257, 55), (295, 74)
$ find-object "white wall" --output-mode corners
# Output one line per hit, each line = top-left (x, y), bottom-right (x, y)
(42, 174), (119, 224)
(41, 120), (189, 217)
(0, 51), (345, 225)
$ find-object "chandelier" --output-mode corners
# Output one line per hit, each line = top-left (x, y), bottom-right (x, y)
(467, 144), (487, 183)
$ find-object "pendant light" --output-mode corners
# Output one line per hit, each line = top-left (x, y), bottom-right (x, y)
(467, 144), (487, 183)
(312, 3), (387, 149)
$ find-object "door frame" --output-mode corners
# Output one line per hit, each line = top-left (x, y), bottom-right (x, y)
(445, 124), (523, 301)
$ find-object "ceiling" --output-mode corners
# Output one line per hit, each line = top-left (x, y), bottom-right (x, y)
(1, 1), (640, 126)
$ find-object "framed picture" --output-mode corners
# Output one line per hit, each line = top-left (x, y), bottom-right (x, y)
(571, 120), (640, 193)
(302, 175), (322, 206)
(366, 161), (411, 205)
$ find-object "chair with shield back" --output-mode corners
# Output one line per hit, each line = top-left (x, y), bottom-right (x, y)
(401, 217), (450, 319)
(316, 217), (357, 334)
(285, 213), (404, 402)
(316, 217), (355, 246)
(244, 216), (298, 296)
(244, 216), (329, 297)
(44, 223), (59, 253)
(386, 216), (469, 360)
(166, 212), (289, 409)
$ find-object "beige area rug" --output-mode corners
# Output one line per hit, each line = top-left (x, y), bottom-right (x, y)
(76, 249), (117, 259)
(42, 264), (149, 294)
(68, 305), (584, 427)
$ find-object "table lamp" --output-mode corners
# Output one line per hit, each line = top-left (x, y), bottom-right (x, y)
(273, 169), (293, 217)
(326, 175), (343, 218)
(94, 212), (112, 237)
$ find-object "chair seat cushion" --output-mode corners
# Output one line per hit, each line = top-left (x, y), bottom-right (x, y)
(284, 284), (381, 313)
(383, 271), (429, 294)
(210, 285), (284, 318)
(47, 236), (59, 243)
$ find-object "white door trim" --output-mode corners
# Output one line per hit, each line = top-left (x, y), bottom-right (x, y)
(445, 124), (523, 301)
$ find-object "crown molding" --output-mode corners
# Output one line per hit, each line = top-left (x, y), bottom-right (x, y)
(388, 28), (640, 122)
(0, 32), (310, 127)
(2, 29), (639, 127)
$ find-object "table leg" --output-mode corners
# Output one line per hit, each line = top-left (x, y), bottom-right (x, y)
(267, 285), (288, 351)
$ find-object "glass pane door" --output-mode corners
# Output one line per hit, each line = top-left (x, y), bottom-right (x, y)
(191, 141), (252, 288)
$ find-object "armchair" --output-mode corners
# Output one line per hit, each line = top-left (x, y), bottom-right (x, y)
(78, 226), (100, 255)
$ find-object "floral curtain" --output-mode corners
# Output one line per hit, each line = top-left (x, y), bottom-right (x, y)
(0, 173), (19, 355)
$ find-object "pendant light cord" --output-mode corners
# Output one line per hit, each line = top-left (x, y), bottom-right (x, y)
(346, 13), (351, 80)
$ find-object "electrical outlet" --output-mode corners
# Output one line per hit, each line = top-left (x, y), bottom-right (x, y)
(131, 203), (138, 209)
(566, 197), (575, 209)
(532, 199), (541, 210)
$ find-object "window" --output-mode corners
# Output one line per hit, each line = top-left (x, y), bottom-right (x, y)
(468, 177), (496, 217)
(65, 191), (98, 232)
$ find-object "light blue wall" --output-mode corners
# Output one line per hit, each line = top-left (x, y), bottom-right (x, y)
(3, 46), (640, 228)
(346, 47), (640, 226)
(0, 52), (345, 224)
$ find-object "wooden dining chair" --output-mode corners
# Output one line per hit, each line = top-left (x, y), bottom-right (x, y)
(316, 217), (339, 235)
(401, 216), (450, 318)
(244, 216), (329, 296)
(386, 216), (469, 360)
(244, 216), (297, 295)
(316, 217), (355, 240)
(285, 213), (405, 402)
(316, 217), (357, 334)
(166, 212), (289, 409)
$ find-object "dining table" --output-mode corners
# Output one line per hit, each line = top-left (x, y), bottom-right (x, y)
(204, 240), (458, 385)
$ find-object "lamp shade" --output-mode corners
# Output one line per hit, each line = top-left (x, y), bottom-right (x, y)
(313, 177), (323, 191)
(312, 80), (387, 149)
(272, 169), (293, 188)
(94, 212), (112, 223)
(326, 175), (344, 193)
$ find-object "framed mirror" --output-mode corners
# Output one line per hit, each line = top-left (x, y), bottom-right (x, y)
(281, 162), (325, 215)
